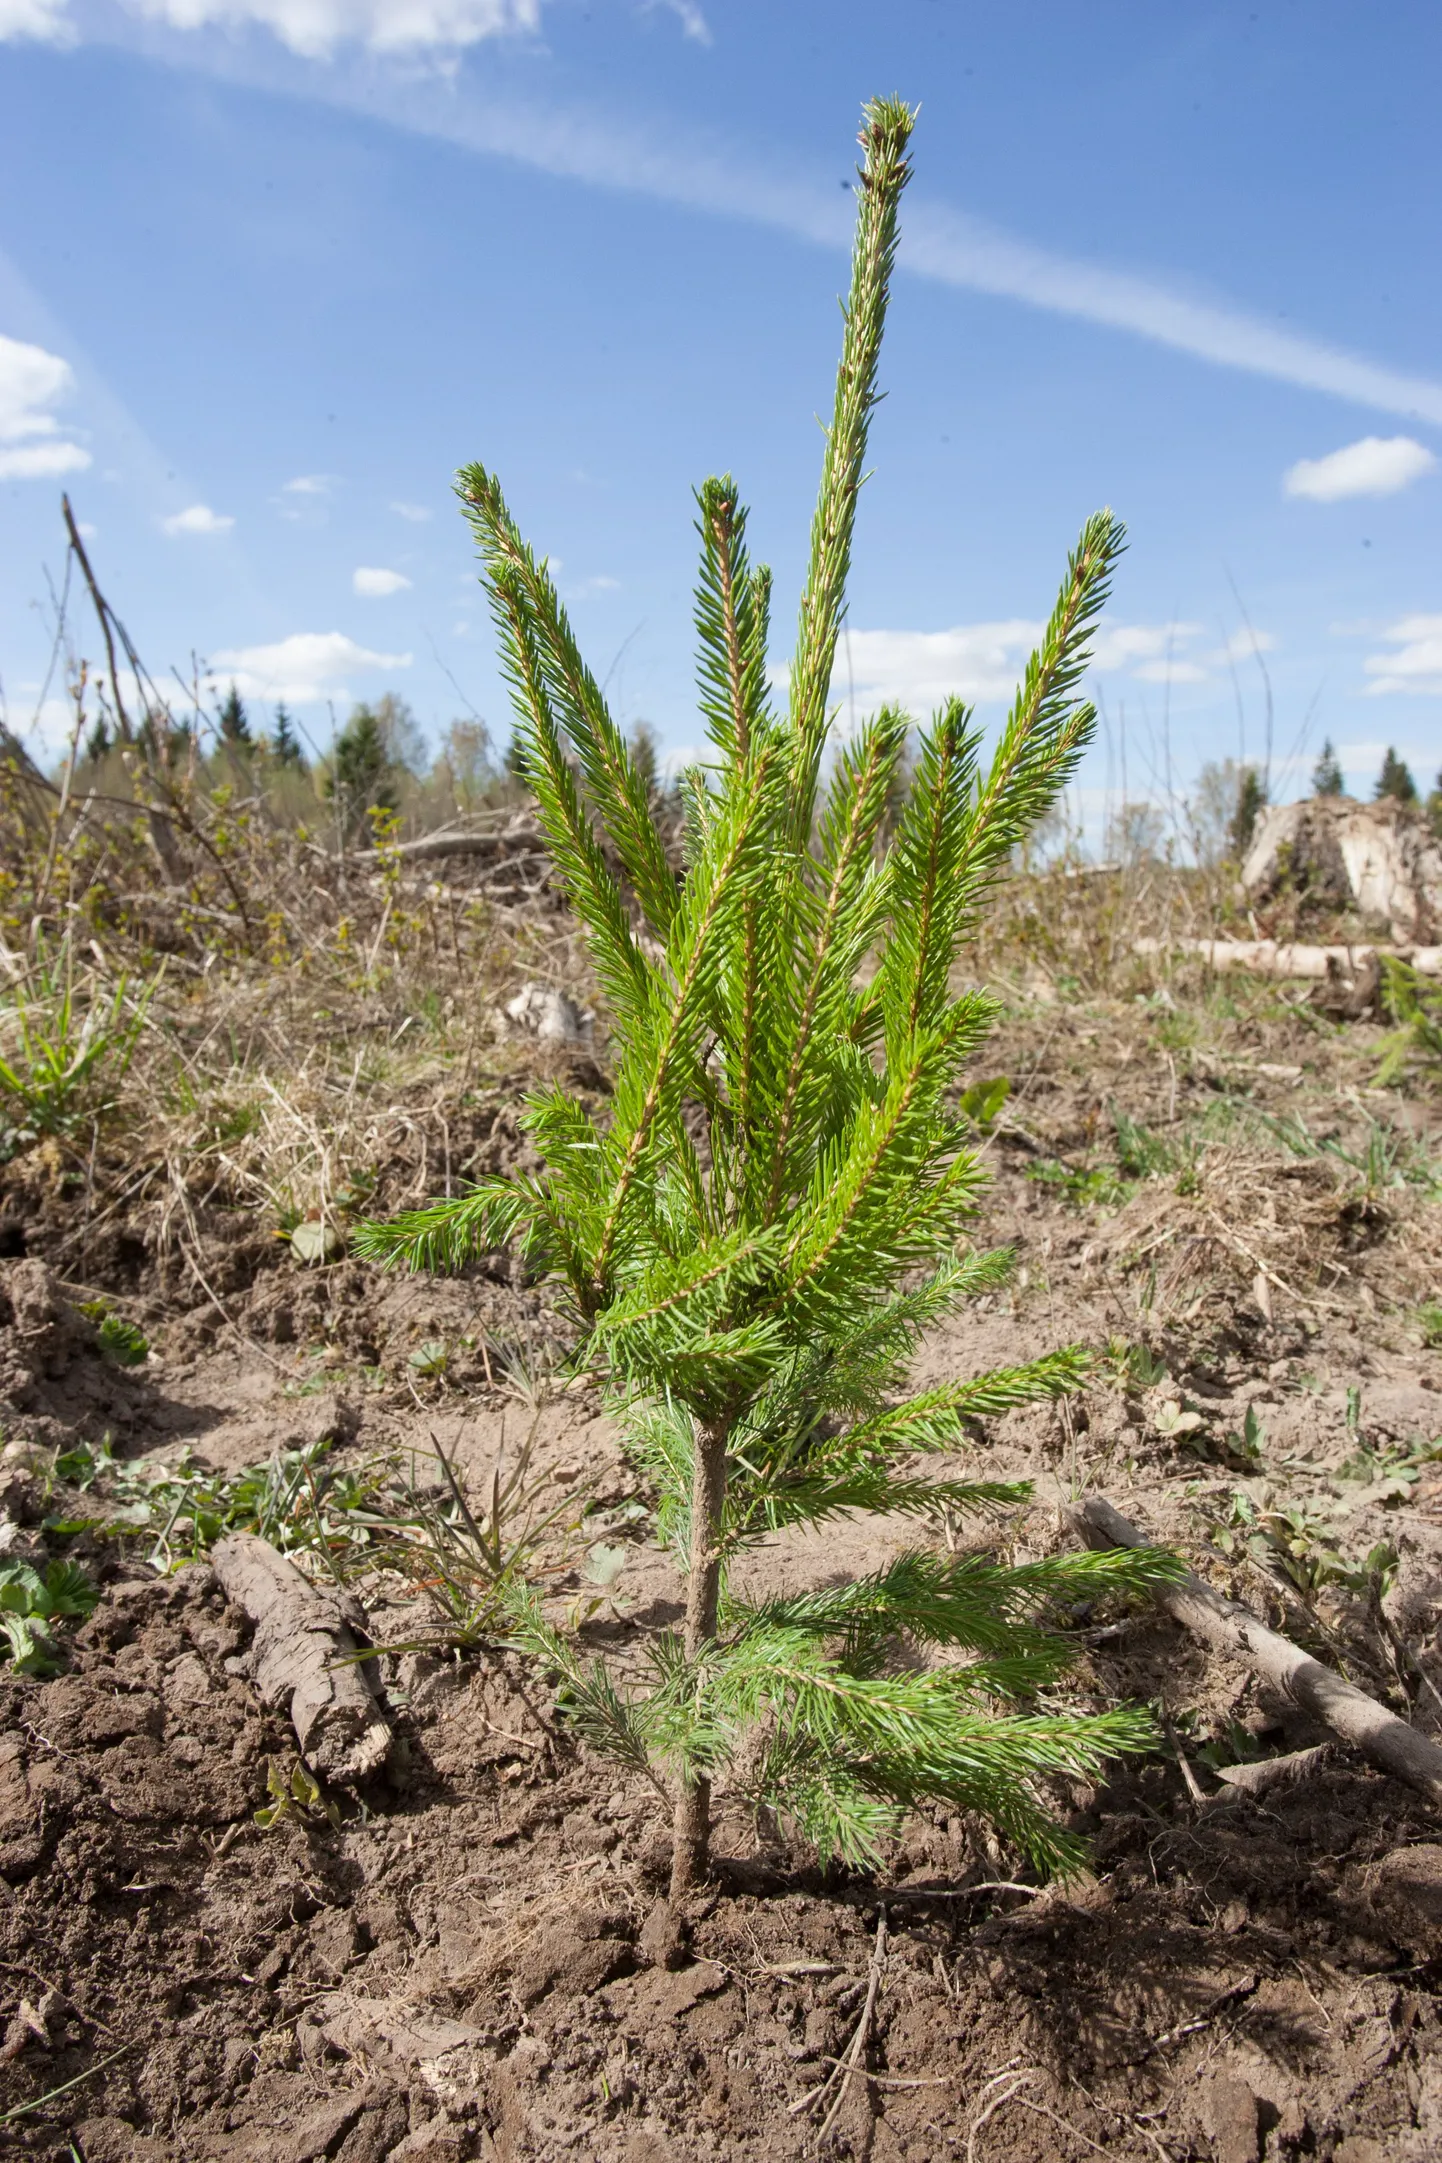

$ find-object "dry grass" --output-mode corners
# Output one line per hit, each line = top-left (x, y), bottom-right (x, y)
(3, 731), (1439, 1385)
(0, 736), (599, 1298)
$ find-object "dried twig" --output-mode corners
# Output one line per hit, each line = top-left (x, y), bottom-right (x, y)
(787, 1908), (888, 2136)
(965, 2068), (1110, 2161)
(816, 1907), (886, 2144)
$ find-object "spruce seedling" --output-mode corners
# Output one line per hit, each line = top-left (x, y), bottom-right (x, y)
(359, 99), (1175, 1894)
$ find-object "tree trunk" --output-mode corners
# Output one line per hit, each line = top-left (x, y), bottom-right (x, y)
(670, 1417), (729, 1899)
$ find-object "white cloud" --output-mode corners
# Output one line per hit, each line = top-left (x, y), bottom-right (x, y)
(162, 502), (234, 536)
(0, 0), (70, 40)
(1284, 435), (1437, 503)
(1210, 627), (1277, 664)
(899, 207), (1442, 427)
(567, 573), (620, 598)
(832, 617), (1217, 713)
(353, 565), (412, 596)
(9, 693), (78, 765)
(1363, 614), (1442, 698)
(1131, 659), (1208, 685)
(835, 622), (1041, 713)
(0, 336), (70, 441)
(1089, 621), (1202, 673)
(647, 0), (710, 42)
(209, 630), (411, 703)
(391, 501), (433, 522)
(104, 0), (539, 58)
(283, 472), (335, 495)
(0, 330), (89, 479)
(0, 439), (90, 479)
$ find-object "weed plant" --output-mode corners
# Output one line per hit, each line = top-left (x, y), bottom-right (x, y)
(0, 1558), (98, 1673)
(1376, 958), (1442, 1088)
(361, 100), (1176, 1891)
(50, 1431), (572, 1646)
(0, 935), (152, 1157)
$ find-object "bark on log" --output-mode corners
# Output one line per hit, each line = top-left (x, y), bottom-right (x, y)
(1065, 1495), (1442, 1808)
(383, 830), (545, 864)
(212, 1533), (391, 1781)
(349, 816), (545, 866)
(1205, 1742), (1335, 1802)
(1131, 936), (1442, 978)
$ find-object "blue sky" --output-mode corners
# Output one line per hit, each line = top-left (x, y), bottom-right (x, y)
(2, 0), (1440, 824)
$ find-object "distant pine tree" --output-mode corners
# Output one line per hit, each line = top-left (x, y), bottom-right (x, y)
(84, 716), (110, 765)
(503, 726), (529, 784)
(1311, 739), (1343, 796)
(1375, 747), (1418, 805)
(270, 703), (305, 768)
(1229, 766), (1267, 858)
(325, 702), (398, 840)
(628, 722), (660, 802)
(217, 682), (253, 747)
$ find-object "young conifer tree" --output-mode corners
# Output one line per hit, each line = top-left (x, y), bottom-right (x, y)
(359, 99), (1174, 1896)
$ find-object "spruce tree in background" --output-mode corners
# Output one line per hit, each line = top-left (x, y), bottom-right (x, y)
(270, 703), (305, 769)
(627, 722), (660, 804)
(503, 726), (529, 787)
(1311, 739), (1343, 797)
(1229, 767), (1267, 858)
(216, 682), (253, 747)
(326, 702), (399, 840)
(1375, 747), (1418, 805)
(359, 99), (1174, 1893)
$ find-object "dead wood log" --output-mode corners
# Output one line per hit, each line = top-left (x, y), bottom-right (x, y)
(348, 816), (545, 866)
(1064, 1495), (1442, 1808)
(384, 829), (544, 864)
(1131, 936), (1442, 978)
(212, 1533), (391, 1781)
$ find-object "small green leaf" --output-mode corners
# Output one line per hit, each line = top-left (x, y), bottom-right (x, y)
(960, 1076), (1011, 1133)
(97, 1313), (149, 1366)
(42, 1561), (100, 1619)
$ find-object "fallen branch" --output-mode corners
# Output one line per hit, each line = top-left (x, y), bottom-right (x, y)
(1065, 1495), (1442, 1808)
(353, 817), (545, 865)
(212, 1533), (392, 1782)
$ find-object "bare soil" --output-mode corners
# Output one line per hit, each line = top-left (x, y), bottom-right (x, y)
(1, 992), (1441, 2160)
